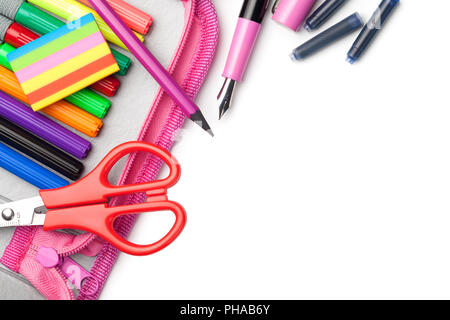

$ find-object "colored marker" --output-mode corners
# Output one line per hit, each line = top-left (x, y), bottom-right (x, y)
(0, 90), (91, 159)
(28, 0), (145, 50)
(217, 0), (270, 119)
(89, 0), (214, 136)
(291, 13), (363, 60)
(0, 0), (131, 75)
(89, 75), (120, 97)
(347, 0), (400, 64)
(305, 0), (348, 31)
(41, 101), (103, 138)
(0, 43), (110, 119)
(0, 116), (84, 180)
(78, 0), (153, 35)
(0, 15), (121, 98)
(0, 15), (38, 47)
(0, 142), (69, 189)
(272, 0), (316, 32)
(0, 65), (103, 138)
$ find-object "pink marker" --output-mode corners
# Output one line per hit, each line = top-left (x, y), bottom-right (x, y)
(218, 0), (270, 119)
(272, 0), (317, 32)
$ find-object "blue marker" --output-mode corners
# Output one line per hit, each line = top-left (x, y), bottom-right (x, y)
(0, 142), (69, 189)
(347, 0), (400, 64)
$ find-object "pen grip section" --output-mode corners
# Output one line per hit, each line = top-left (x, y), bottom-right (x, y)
(223, 18), (261, 82)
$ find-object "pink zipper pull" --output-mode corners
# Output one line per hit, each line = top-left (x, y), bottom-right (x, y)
(36, 247), (99, 296)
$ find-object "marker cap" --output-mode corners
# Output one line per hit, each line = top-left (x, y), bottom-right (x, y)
(272, 0), (316, 31)
(78, 0), (153, 35)
(4, 22), (40, 48)
(0, 116), (84, 180)
(111, 49), (131, 76)
(0, 142), (69, 190)
(89, 75), (121, 97)
(65, 88), (111, 119)
(43, 100), (103, 138)
(0, 90), (92, 159)
(15, 2), (62, 36)
(0, 43), (14, 69)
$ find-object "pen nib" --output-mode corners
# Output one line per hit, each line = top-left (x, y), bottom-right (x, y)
(190, 111), (214, 137)
(217, 78), (236, 120)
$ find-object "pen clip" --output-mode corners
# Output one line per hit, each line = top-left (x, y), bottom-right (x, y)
(272, 0), (280, 14)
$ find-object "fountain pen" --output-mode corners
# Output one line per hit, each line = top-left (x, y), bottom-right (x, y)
(218, 0), (270, 119)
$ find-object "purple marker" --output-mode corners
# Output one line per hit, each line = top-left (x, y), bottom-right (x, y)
(0, 91), (91, 159)
(218, 0), (270, 119)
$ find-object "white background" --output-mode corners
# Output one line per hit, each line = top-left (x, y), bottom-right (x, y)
(103, 0), (450, 299)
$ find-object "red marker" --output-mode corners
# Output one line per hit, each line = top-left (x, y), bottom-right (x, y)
(89, 75), (121, 97)
(3, 22), (37, 48)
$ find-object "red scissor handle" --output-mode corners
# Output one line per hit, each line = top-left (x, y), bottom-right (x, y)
(40, 141), (181, 209)
(43, 200), (186, 256)
(39, 142), (187, 256)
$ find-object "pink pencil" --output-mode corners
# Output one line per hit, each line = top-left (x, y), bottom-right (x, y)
(88, 0), (213, 136)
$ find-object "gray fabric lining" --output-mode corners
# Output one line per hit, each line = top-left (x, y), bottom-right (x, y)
(0, 267), (44, 300)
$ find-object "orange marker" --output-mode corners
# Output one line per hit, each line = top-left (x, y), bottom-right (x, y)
(78, 0), (153, 34)
(0, 65), (102, 137)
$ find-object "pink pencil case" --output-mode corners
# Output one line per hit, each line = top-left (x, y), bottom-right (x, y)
(0, 0), (219, 300)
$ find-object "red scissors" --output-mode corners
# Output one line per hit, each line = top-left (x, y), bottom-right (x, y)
(0, 142), (186, 256)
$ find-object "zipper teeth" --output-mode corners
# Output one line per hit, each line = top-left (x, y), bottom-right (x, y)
(59, 237), (95, 257)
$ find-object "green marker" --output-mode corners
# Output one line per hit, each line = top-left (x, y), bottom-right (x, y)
(8, 1), (131, 76)
(0, 43), (110, 119)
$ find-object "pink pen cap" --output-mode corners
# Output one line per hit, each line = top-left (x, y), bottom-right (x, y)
(272, 0), (316, 32)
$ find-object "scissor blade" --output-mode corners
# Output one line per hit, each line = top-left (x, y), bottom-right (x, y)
(0, 196), (46, 228)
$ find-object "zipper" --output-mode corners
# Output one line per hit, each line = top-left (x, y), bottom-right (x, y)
(54, 267), (76, 300)
(25, 233), (101, 300)
(36, 247), (99, 298)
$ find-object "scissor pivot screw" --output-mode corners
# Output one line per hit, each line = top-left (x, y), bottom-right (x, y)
(1, 208), (15, 221)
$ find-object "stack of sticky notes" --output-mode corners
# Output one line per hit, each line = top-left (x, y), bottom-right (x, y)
(7, 13), (119, 111)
